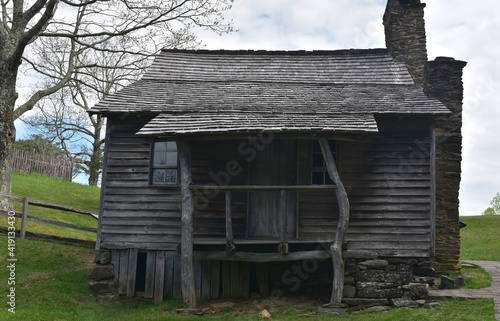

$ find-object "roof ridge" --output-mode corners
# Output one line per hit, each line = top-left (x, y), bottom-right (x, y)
(160, 48), (390, 56)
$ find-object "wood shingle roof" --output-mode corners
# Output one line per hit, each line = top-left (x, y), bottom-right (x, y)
(89, 48), (451, 136)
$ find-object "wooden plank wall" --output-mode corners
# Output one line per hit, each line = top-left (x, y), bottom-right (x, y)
(341, 119), (432, 258)
(112, 249), (256, 301)
(190, 140), (249, 239)
(99, 116), (182, 250)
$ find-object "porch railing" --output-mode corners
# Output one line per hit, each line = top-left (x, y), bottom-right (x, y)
(190, 185), (337, 255)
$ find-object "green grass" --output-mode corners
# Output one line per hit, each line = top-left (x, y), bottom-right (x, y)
(450, 267), (492, 289)
(0, 172), (100, 240)
(460, 215), (500, 261)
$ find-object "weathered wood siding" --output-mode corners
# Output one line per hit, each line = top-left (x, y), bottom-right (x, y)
(190, 140), (249, 239)
(341, 118), (433, 258)
(99, 116), (182, 250)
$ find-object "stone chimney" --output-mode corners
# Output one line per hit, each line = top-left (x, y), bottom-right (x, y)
(424, 57), (467, 275)
(383, 0), (427, 84)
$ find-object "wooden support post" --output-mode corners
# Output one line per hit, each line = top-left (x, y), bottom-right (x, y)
(318, 138), (350, 305)
(278, 190), (289, 254)
(20, 197), (28, 239)
(177, 141), (196, 309)
(225, 191), (236, 256)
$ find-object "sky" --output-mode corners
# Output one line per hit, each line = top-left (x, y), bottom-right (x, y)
(192, 0), (500, 216)
(14, 0), (500, 216)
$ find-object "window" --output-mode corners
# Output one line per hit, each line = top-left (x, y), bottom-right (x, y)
(151, 141), (178, 185)
(311, 140), (337, 185)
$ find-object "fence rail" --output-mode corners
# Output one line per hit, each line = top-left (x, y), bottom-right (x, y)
(0, 193), (98, 244)
(11, 149), (74, 181)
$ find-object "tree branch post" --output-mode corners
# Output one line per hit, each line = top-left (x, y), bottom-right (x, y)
(318, 138), (350, 305)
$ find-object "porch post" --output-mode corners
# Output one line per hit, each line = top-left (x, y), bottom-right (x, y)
(318, 138), (350, 305)
(177, 140), (196, 309)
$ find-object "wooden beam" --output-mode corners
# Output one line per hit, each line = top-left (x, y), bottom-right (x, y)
(318, 138), (350, 305)
(177, 140), (196, 309)
(278, 190), (289, 254)
(190, 185), (336, 192)
(194, 250), (332, 262)
(225, 191), (236, 256)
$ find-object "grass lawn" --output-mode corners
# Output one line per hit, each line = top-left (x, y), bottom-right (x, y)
(0, 172), (99, 241)
(460, 215), (500, 262)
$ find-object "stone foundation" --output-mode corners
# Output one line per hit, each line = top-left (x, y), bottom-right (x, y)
(342, 258), (434, 309)
(88, 250), (117, 294)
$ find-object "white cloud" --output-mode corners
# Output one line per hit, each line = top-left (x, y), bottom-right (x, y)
(195, 0), (500, 216)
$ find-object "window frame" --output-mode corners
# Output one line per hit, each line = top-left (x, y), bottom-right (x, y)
(311, 140), (338, 185)
(150, 141), (179, 187)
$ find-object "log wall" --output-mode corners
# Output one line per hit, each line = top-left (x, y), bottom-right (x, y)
(98, 116), (182, 251)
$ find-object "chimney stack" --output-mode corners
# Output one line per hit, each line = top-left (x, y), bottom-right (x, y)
(424, 57), (467, 275)
(383, 0), (428, 84)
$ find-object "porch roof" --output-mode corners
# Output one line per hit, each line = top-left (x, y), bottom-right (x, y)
(136, 112), (378, 136)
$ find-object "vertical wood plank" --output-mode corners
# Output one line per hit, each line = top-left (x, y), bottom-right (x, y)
(239, 262), (250, 299)
(255, 263), (269, 297)
(154, 252), (166, 304)
(319, 138), (350, 304)
(178, 140), (196, 309)
(430, 126), (436, 257)
(118, 249), (129, 295)
(194, 260), (202, 299)
(230, 261), (241, 297)
(164, 254), (174, 299)
(225, 191), (236, 256)
(201, 260), (211, 300)
(210, 261), (220, 299)
(127, 248), (138, 297)
(221, 261), (231, 298)
(144, 251), (156, 299)
(20, 197), (28, 239)
(172, 258), (182, 299)
(111, 250), (120, 285)
(279, 190), (288, 254)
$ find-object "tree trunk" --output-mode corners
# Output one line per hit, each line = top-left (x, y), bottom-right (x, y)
(0, 73), (19, 211)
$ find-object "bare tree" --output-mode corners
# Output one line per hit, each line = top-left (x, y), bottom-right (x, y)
(0, 0), (234, 208)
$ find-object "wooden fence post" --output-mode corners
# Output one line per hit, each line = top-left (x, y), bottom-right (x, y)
(20, 197), (29, 239)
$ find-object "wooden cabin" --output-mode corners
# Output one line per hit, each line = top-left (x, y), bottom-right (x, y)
(88, 0), (466, 309)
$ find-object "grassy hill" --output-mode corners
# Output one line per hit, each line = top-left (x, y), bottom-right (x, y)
(1, 172), (100, 240)
(460, 215), (500, 261)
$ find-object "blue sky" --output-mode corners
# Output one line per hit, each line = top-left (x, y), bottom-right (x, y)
(15, 0), (500, 216)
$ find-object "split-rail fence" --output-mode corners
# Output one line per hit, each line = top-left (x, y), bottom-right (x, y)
(0, 193), (98, 248)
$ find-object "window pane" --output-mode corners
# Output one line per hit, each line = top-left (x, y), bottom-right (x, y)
(325, 174), (334, 185)
(166, 141), (177, 151)
(153, 151), (166, 166)
(312, 172), (324, 185)
(312, 140), (321, 153)
(153, 142), (167, 166)
(152, 169), (178, 185)
(328, 140), (337, 152)
(312, 154), (324, 167)
(165, 151), (177, 166)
